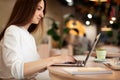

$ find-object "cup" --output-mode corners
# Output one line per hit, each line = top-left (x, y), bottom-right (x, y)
(96, 49), (107, 60)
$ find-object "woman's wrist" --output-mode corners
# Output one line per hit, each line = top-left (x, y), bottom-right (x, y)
(46, 57), (56, 67)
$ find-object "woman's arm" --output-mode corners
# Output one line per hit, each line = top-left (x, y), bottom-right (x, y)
(24, 55), (75, 76)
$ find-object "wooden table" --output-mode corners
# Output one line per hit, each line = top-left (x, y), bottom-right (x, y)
(48, 56), (120, 80)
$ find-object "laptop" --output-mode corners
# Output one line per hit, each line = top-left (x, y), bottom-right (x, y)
(52, 33), (101, 67)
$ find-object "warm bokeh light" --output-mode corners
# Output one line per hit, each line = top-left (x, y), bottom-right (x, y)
(101, 26), (112, 31)
(66, 19), (86, 36)
(89, 0), (107, 2)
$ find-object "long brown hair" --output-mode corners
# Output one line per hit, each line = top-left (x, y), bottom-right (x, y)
(0, 0), (46, 40)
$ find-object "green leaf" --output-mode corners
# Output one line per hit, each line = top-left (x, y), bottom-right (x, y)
(63, 28), (69, 34)
(47, 29), (55, 35)
(52, 22), (58, 30)
(106, 31), (113, 37)
(52, 34), (60, 41)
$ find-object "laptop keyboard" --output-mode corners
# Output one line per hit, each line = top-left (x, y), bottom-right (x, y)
(64, 60), (84, 67)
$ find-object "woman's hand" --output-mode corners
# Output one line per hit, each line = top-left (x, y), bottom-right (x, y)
(47, 55), (76, 66)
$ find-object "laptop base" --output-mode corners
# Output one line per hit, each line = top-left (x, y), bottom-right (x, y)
(52, 60), (85, 67)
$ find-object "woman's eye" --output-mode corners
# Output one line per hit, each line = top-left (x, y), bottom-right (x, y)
(37, 7), (41, 11)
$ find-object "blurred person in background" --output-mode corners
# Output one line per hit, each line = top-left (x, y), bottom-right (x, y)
(79, 33), (91, 54)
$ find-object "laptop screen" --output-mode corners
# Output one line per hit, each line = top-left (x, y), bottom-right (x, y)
(84, 33), (101, 66)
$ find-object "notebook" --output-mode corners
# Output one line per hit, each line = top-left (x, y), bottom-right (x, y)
(62, 67), (112, 75)
(52, 33), (101, 67)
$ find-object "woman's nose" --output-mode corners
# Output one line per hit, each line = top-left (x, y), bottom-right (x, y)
(40, 12), (44, 18)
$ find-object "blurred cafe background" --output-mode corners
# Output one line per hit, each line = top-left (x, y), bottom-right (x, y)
(0, 0), (120, 57)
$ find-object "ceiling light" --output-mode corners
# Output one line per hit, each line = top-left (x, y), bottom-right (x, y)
(86, 21), (90, 25)
(109, 20), (114, 24)
(111, 17), (116, 21)
(87, 14), (92, 19)
(65, 0), (74, 6)
(65, 0), (72, 3)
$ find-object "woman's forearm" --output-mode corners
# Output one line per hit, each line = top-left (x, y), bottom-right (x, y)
(24, 57), (54, 76)
(24, 55), (75, 77)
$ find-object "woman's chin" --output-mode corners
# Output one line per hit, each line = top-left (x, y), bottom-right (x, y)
(33, 21), (39, 24)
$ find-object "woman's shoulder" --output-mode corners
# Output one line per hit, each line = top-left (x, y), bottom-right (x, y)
(5, 25), (27, 36)
(4, 25), (24, 38)
(6, 25), (21, 32)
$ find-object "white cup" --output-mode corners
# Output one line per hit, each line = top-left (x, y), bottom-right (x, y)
(96, 49), (107, 60)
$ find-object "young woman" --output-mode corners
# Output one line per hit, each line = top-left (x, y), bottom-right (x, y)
(0, 0), (75, 79)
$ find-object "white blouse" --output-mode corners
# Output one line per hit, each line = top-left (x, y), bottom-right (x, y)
(0, 25), (40, 79)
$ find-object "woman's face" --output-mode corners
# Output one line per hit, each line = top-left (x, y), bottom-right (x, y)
(32, 0), (44, 24)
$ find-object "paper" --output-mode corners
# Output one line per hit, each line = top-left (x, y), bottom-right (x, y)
(63, 67), (112, 75)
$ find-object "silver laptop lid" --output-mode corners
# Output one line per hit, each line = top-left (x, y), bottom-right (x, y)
(84, 33), (101, 66)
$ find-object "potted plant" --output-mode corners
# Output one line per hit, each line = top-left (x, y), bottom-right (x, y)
(47, 21), (69, 49)
(47, 15), (78, 56)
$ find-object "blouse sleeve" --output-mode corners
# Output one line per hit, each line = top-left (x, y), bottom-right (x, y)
(2, 27), (24, 79)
